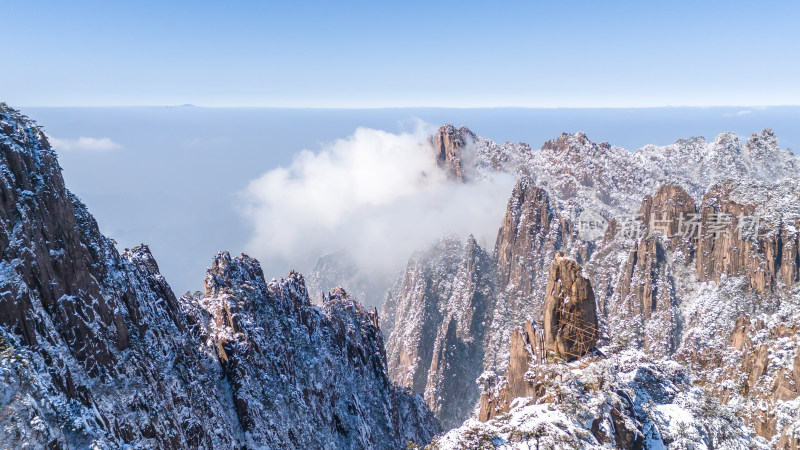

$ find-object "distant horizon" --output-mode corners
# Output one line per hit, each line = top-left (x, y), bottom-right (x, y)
(21, 105), (800, 293)
(14, 104), (800, 109)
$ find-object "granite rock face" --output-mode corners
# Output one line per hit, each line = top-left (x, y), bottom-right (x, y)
(0, 104), (440, 448)
(0, 104), (242, 448)
(189, 252), (441, 448)
(385, 125), (800, 445)
(432, 124), (474, 182)
(494, 178), (582, 309)
(467, 346), (748, 449)
(423, 236), (495, 429)
(383, 237), (465, 395)
(609, 181), (800, 357)
(608, 185), (696, 355)
(478, 252), (598, 421)
(487, 177), (587, 370)
(542, 252), (598, 360)
(477, 319), (541, 422)
(695, 183), (800, 293)
(382, 236), (495, 429)
(383, 177), (589, 429)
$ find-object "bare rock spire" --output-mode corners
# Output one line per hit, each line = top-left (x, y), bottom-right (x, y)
(542, 251), (598, 360)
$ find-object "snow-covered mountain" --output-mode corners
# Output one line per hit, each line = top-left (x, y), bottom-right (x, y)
(0, 103), (440, 448)
(4, 101), (800, 448)
(383, 124), (800, 447)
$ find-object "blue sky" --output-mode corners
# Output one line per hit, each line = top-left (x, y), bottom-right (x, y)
(3, 1), (800, 107)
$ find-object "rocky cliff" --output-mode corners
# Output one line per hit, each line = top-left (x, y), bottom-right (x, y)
(423, 236), (495, 429)
(0, 103), (440, 448)
(0, 104), (238, 448)
(382, 124), (800, 445)
(542, 252), (598, 359)
(382, 236), (495, 430)
(186, 252), (440, 448)
(488, 177), (588, 371)
(479, 253), (599, 422)
(382, 174), (590, 429)
(383, 237), (465, 395)
(432, 124), (474, 182)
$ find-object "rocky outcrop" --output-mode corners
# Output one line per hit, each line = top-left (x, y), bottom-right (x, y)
(383, 238), (463, 394)
(389, 125), (800, 444)
(454, 351), (749, 449)
(191, 252), (440, 448)
(536, 132), (641, 210)
(608, 185), (695, 355)
(609, 181), (800, 356)
(542, 252), (598, 360)
(487, 177), (587, 369)
(478, 319), (542, 422)
(695, 314), (800, 445)
(383, 236), (495, 429)
(467, 128), (798, 233)
(306, 249), (361, 304)
(384, 178), (590, 428)
(423, 236), (495, 429)
(601, 180), (800, 444)
(0, 103), (240, 448)
(0, 104), (440, 448)
(695, 183), (799, 293)
(479, 253), (599, 422)
(639, 184), (698, 254)
(432, 124), (474, 182)
(494, 178), (582, 304)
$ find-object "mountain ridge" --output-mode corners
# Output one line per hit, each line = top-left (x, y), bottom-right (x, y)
(383, 123), (800, 447)
(0, 103), (440, 449)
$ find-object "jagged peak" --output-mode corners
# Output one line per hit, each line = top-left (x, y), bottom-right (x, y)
(553, 249), (576, 264)
(651, 184), (695, 206)
(507, 176), (552, 216)
(326, 286), (349, 301)
(323, 286), (381, 331)
(745, 127), (779, 152)
(634, 135), (706, 156)
(1, 104), (60, 184)
(700, 181), (741, 206)
(0, 103), (43, 133)
(709, 130), (742, 150)
(405, 235), (464, 267)
(203, 251), (267, 296)
(638, 184), (698, 239)
(124, 243), (155, 260)
(123, 244), (163, 275)
(541, 131), (596, 153)
(675, 135), (707, 147)
(433, 125), (474, 181)
(543, 250), (597, 360)
(436, 124), (476, 139)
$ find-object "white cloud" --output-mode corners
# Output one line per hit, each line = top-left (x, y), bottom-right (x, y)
(239, 122), (515, 280)
(48, 136), (122, 152)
